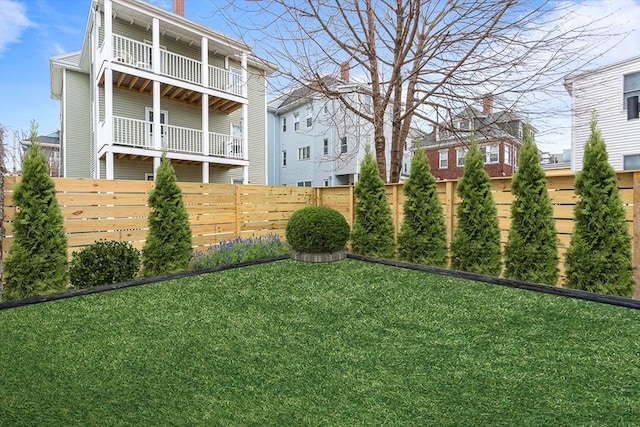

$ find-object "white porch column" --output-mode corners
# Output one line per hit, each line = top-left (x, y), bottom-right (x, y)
(104, 0), (112, 59)
(153, 81), (161, 150)
(106, 152), (114, 179)
(153, 156), (161, 177)
(201, 37), (209, 156)
(104, 67), (114, 179)
(152, 18), (160, 74)
(241, 52), (248, 185)
(202, 162), (209, 183)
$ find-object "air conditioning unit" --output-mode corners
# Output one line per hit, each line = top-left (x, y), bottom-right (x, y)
(628, 95), (639, 120)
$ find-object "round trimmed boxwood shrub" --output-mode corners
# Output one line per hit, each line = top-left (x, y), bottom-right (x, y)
(286, 206), (349, 253)
(70, 240), (141, 289)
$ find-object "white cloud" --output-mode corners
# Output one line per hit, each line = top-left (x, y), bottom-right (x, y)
(0, 0), (33, 57)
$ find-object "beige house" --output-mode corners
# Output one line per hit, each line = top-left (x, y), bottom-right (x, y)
(50, 0), (275, 183)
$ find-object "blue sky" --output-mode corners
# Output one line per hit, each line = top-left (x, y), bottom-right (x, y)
(1, 0), (639, 150)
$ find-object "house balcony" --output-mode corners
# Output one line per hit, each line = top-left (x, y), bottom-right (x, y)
(99, 116), (245, 165)
(101, 34), (245, 114)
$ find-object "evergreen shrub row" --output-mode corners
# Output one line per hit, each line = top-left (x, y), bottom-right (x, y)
(1, 118), (635, 301)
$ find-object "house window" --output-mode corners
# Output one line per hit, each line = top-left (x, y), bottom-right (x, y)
(294, 113), (300, 130)
(230, 123), (243, 158)
(504, 144), (512, 165)
(306, 106), (313, 127)
(324, 104), (329, 114)
(297, 181), (312, 187)
(282, 117), (287, 132)
(623, 72), (640, 110)
(144, 173), (154, 181)
(480, 144), (499, 164)
(340, 137), (348, 154)
(231, 178), (243, 185)
(323, 138), (329, 155)
(323, 179), (330, 186)
(458, 120), (469, 130)
(456, 148), (467, 167)
(439, 150), (448, 169)
(282, 150), (287, 166)
(145, 107), (168, 147)
(518, 122), (524, 140)
(403, 163), (408, 174)
(298, 146), (311, 160)
(623, 154), (640, 170)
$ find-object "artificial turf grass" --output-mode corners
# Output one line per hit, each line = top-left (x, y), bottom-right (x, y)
(0, 259), (638, 425)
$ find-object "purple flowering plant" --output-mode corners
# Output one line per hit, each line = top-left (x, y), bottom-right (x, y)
(189, 234), (288, 269)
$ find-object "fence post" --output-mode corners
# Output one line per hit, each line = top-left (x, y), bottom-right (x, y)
(634, 172), (640, 300)
(348, 185), (355, 228)
(235, 185), (241, 238)
(445, 180), (455, 247)
(392, 184), (399, 240)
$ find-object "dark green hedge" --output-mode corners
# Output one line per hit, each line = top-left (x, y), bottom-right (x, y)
(286, 206), (349, 253)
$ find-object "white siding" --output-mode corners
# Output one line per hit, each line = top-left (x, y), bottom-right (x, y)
(569, 56), (640, 171)
(65, 70), (92, 177)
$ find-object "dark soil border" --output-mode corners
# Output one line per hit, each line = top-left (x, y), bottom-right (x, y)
(347, 254), (640, 310)
(2, 254), (638, 311)
(0, 255), (290, 311)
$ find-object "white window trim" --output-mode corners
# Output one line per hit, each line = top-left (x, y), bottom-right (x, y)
(456, 148), (467, 167)
(298, 145), (311, 161)
(145, 107), (168, 147)
(294, 112), (300, 131)
(297, 180), (312, 187)
(504, 144), (512, 165)
(439, 150), (448, 169)
(323, 138), (329, 155)
(144, 173), (154, 181)
(480, 144), (499, 164)
(622, 153), (640, 170)
(340, 137), (348, 154)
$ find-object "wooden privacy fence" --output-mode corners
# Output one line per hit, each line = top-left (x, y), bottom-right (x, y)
(2, 172), (639, 296)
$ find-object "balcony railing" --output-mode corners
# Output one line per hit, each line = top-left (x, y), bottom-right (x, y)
(112, 116), (243, 160)
(111, 34), (244, 97)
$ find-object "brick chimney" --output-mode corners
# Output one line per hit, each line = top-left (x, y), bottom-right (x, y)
(482, 94), (493, 115)
(340, 61), (350, 82)
(174, 0), (184, 16)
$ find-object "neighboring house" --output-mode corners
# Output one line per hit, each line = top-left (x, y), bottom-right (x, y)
(540, 149), (572, 173)
(564, 55), (640, 172)
(267, 71), (395, 187)
(19, 130), (61, 177)
(419, 95), (527, 180)
(50, 0), (275, 183)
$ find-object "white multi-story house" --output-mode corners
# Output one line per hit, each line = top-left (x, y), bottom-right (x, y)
(50, 0), (275, 183)
(267, 74), (395, 187)
(564, 55), (640, 172)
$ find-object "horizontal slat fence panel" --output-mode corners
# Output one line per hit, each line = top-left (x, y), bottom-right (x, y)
(1, 171), (638, 297)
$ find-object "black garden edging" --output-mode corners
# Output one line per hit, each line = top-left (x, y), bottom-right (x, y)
(347, 253), (640, 310)
(2, 253), (638, 311)
(0, 255), (290, 311)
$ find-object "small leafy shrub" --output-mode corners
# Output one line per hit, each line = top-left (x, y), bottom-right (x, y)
(189, 234), (289, 269)
(286, 207), (350, 253)
(70, 240), (140, 288)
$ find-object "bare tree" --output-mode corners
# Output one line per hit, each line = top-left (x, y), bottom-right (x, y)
(218, 0), (624, 182)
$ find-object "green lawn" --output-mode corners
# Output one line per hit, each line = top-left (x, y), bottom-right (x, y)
(1, 259), (639, 425)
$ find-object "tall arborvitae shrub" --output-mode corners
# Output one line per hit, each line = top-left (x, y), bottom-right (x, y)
(350, 149), (395, 258)
(397, 149), (447, 266)
(141, 154), (192, 276)
(504, 127), (559, 285)
(565, 117), (633, 297)
(450, 141), (501, 275)
(3, 122), (68, 301)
